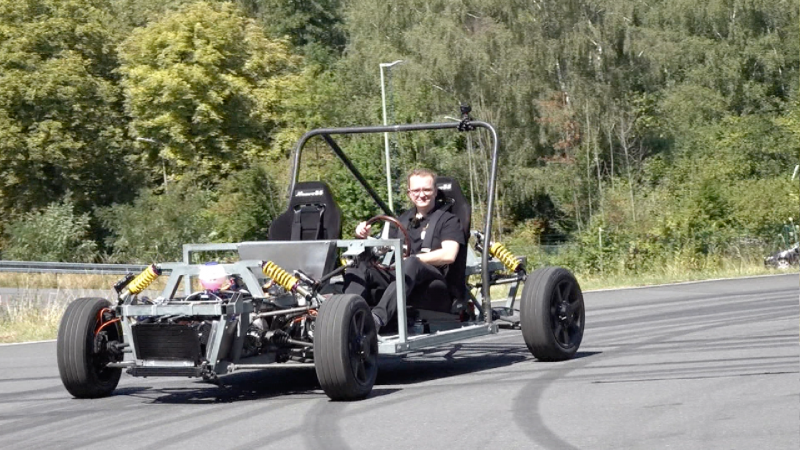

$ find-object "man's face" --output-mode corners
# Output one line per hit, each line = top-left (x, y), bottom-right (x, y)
(407, 174), (436, 212)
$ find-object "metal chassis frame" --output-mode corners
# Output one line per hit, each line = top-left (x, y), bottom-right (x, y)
(114, 261), (261, 375)
(179, 239), (501, 355)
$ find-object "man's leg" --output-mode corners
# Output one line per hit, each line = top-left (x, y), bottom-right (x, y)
(344, 260), (391, 306)
(372, 257), (444, 327)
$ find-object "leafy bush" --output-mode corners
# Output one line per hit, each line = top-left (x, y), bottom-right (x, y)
(729, 178), (797, 241)
(97, 182), (215, 263)
(2, 200), (98, 262)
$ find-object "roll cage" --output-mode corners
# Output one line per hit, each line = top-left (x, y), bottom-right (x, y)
(287, 117), (501, 318)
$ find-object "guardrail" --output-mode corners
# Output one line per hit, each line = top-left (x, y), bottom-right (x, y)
(0, 261), (150, 275)
(0, 244), (243, 277)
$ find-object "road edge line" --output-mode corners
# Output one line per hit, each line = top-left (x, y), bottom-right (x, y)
(0, 339), (56, 347)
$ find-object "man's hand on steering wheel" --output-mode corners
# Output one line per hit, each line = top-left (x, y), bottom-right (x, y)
(355, 215), (412, 266)
(355, 221), (373, 239)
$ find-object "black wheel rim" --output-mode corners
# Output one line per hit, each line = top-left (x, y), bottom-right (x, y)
(348, 308), (377, 385)
(549, 279), (584, 349)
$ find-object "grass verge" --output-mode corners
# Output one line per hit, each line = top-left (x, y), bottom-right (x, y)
(0, 273), (165, 344)
(575, 262), (784, 291)
(486, 261), (788, 303)
(0, 273), (135, 289)
(0, 289), (78, 343)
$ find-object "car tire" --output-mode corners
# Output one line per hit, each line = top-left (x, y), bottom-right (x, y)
(520, 267), (585, 361)
(314, 294), (378, 401)
(57, 297), (122, 398)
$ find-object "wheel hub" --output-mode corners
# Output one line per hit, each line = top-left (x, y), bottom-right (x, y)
(353, 334), (369, 360)
(557, 302), (569, 322)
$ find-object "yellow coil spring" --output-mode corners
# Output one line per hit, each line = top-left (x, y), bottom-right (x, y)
(262, 261), (298, 292)
(128, 264), (161, 294)
(489, 242), (521, 272)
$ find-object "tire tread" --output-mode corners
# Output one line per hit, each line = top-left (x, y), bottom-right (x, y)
(520, 267), (584, 361)
(57, 297), (121, 398)
(314, 294), (377, 401)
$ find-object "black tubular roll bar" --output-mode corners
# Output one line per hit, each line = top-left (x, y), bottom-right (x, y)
(288, 120), (500, 322)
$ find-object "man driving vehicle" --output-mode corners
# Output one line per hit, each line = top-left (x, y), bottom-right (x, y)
(344, 168), (465, 331)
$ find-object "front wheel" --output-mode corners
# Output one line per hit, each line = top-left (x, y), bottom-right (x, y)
(57, 297), (122, 398)
(520, 267), (585, 361)
(314, 294), (378, 401)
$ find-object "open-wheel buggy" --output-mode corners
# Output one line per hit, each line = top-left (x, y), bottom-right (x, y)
(57, 112), (586, 401)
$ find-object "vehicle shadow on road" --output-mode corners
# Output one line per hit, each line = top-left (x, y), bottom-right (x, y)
(376, 341), (533, 385)
(128, 346), (599, 404)
(135, 368), (322, 404)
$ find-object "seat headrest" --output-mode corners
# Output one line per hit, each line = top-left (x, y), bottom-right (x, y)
(268, 181), (342, 241)
(289, 181), (336, 209)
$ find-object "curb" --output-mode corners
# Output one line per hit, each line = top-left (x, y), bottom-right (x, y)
(0, 339), (56, 347)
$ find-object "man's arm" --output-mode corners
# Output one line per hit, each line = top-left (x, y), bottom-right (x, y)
(414, 240), (459, 266)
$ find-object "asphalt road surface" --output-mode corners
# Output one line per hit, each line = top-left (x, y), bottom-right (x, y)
(0, 274), (797, 450)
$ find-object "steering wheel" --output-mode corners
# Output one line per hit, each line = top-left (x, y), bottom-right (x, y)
(363, 214), (412, 259)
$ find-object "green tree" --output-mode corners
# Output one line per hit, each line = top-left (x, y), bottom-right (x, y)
(118, 1), (304, 182)
(236, 0), (346, 64)
(0, 0), (138, 217)
(207, 164), (285, 242)
(110, 0), (197, 30)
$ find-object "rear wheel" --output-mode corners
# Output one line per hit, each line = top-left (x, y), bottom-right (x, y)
(520, 267), (585, 361)
(314, 294), (378, 401)
(57, 297), (122, 398)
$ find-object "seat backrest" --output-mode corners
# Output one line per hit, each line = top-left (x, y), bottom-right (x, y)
(268, 181), (342, 241)
(435, 176), (470, 240)
(434, 176), (470, 301)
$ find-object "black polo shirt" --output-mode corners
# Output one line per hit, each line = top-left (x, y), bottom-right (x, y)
(390, 206), (465, 256)
(390, 204), (468, 300)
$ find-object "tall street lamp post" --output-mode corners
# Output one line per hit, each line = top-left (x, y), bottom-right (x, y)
(380, 59), (405, 211)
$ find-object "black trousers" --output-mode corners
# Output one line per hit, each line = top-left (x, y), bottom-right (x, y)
(343, 256), (445, 326)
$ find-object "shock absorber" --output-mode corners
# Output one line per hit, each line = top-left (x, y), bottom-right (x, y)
(262, 261), (312, 302)
(488, 242), (524, 273)
(117, 264), (161, 303)
(474, 230), (524, 273)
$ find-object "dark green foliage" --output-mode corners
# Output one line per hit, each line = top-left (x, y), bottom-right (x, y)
(0, 0), (139, 218)
(235, 0), (345, 64)
(97, 165), (284, 262)
(2, 200), (98, 262)
(110, 0), (197, 30)
(97, 182), (216, 263)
